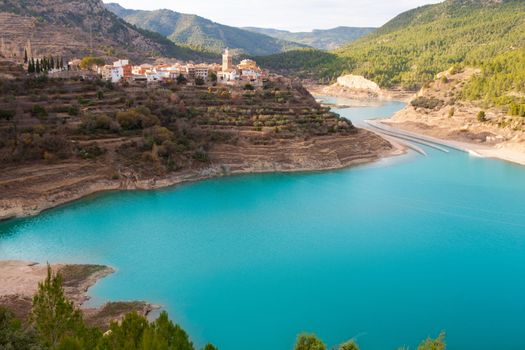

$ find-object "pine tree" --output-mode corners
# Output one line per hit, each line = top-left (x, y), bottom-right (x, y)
(31, 265), (85, 348)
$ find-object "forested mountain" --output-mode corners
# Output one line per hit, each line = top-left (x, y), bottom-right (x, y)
(0, 0), (215, 62)
(242, 26), (376, 50)
(105, 3), (308, 56)
(257, 0), (525, 91)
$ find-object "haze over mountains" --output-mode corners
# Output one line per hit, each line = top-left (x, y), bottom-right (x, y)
(243, 27), (376, 51)
(104, 3), (309, 56)
(105, 3), (375, 54)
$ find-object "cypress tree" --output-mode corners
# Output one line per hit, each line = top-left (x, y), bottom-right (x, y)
(50, 57), (55, 71)
(60, 57), (64, 69)
(24, 49), (28, 64)
(56, 56), (60, 69)
(36, 59), (41, 73)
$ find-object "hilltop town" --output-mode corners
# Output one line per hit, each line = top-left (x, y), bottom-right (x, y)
(94, 49), (267, 86)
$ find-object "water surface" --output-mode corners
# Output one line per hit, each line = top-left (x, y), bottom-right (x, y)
(1, 100), (524, 350)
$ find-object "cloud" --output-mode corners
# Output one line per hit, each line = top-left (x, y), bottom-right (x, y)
(103, 0), (443, 31)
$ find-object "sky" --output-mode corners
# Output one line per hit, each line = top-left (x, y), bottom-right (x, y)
(102, 0), (443, 32)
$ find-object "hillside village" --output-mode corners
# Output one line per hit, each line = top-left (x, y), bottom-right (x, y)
(1, 37), (267, 87)
(96, 49), (267, 86)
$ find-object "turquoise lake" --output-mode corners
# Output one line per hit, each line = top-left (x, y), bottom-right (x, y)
(1, 99), (524, 350)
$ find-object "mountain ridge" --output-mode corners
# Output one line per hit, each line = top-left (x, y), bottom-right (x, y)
(242, 26), (376, 50)
(257, 0), (525, 91)
(0, 0), (216, 62)
(104, 3), (309, 56)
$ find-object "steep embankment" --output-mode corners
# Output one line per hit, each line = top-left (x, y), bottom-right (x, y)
(0, 71), (396, 220)
(105, 3), (308, 56)
(0, 0), (214, 62)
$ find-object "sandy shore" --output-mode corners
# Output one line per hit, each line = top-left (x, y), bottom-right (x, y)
(0, 260), (155, 327)
(385, 112), (525, 166)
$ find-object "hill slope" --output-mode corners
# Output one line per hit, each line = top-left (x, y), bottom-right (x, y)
(0, 0), (214, 62)
(105, 3), (308, 56)
(258, 0), (525, 90)
(243, 26), (376, 50)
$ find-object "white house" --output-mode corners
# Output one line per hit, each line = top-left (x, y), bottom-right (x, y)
(217, 70), (237, 84)
(113, 59), (129, 68)
(146, 72), (160, 83)
(111, 66), (124, 83)
(195, 65), (209, 80)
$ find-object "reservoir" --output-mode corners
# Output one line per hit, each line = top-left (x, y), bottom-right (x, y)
(1, 99), (524, 350)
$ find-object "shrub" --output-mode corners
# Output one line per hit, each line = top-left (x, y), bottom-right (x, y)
(0, 109), (15, 121)
(411, 97), (443, 109)
(80, 114), (115, 132)
(477, 110), (487, 122)
(79, 56), (105, 70)
(144, 126), (174, 145)
(38, 134), (71, 159)
(294, 334), (326, 350)
(68, 105), (80, 116)
(193, 149), (209, 162)
(340, 340), (360, 350)
(77, 143), (106, 159)
(116, 107), (159, 130)
(195, 77), (205, 86)
(31, 104), (48, 119)
(448, 107), (455, 118)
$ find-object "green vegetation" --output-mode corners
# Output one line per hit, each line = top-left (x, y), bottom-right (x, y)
(0, 265), (206, 350)
(257, 0), (525, 96)
(416, 331), (446, 350)
(0, 266), (450, 350)
(105, 3), (307, 56)
(411, 97), (444, 110)
(462, 49), (525, 116)
(243, 26), (376, 51)
(80, 57), (106, 70)
(477, 110), (487, 122)
(294, 334), (326, 350)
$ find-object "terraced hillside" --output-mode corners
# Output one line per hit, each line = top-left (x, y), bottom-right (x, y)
(0, 64), (393, 219)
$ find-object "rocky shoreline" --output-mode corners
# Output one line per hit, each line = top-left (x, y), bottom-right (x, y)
(0, 261), (156, 329)
(0, 131), (402, 221)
